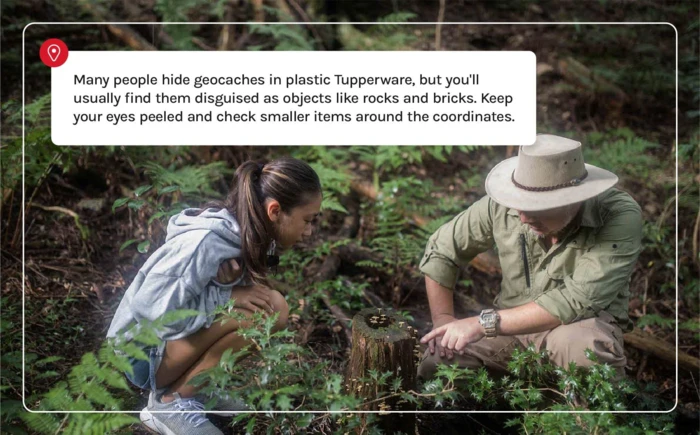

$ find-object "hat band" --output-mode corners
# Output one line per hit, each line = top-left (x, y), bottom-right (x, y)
(511, 169), (589, 192)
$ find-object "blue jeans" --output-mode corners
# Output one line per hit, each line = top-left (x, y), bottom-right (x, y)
(125, 347), (159, 392)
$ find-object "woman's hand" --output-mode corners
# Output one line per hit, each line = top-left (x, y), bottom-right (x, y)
(230, 286), (275, 315)
(421, 317), (485, 354)
(217, 258), (243, 284)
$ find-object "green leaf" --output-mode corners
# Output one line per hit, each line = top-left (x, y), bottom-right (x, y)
(119, 239), (139, 252)
(148, 211), (168, 225)
(321, 197), (348, 214)
(128, 200), (146, 210)
(276, 394), (292, 410)
(35, 355), (63, 366)
(137, 240), (151, 253)
(158, 185), (180, 195)
(134, 185), (153, 197)
(111, 198), (129, 212)
(245, 416), (256, 434)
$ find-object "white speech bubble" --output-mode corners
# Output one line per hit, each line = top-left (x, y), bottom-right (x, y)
(51, 51), (536, 146)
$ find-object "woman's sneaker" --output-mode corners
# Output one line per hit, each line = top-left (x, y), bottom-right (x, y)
(140, 392), (223, 435)
(196, 392), (250, 417)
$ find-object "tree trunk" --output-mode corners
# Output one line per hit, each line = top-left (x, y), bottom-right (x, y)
(345, 308), (417, 434)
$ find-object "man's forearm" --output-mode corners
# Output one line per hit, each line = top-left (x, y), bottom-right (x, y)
(496, 302), (562, 335)
(426, 274), (561, 336)
(425, 275), (455, 323)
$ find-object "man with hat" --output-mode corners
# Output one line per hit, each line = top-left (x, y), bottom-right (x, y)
(418, 134), (642, 379)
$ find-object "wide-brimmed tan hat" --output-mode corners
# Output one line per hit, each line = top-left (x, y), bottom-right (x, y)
(485, 134), (618, 212)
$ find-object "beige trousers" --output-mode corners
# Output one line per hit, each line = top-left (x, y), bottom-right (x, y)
(417, 311), (626, 380)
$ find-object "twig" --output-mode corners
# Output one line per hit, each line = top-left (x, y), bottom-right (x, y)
(690, 371), (699, 402)
(218, 6), (235, 51)
(2, 189), (15, 245)
(30, 204), (79, 219)
(54, 392), (84, 434)
(30, 204), (89, 240)
(693, 207), (699, 268)
(192, 37), (214, 51)
(467, 414), (502, 435)
(285, 0), (326, 50)
(13, 152), (60, 248)
(435, 0), (446, 51)
(636, 354), (648, 381)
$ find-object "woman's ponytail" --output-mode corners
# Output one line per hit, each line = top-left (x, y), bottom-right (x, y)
(218, 157), (321, 285)
(230, 161), (273, 284)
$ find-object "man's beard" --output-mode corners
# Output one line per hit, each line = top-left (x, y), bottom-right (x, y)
(529, 228), (546, 239)
(527, 211), (579, 240)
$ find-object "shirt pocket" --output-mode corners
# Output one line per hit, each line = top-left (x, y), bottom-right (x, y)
(546, 232), (594, 282)
(498, 231), (533, 297)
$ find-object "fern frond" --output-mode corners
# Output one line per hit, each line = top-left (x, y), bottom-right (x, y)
(356, 260), (382, 268)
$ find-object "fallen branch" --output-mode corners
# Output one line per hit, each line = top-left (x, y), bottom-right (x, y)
(557, 56), (627, 100)
(79, 1), (156, 51)
(623, 328), (700, 374)
(30, 204), (89, 240)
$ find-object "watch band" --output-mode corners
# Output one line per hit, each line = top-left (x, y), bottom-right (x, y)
(480, 309), (499, 339)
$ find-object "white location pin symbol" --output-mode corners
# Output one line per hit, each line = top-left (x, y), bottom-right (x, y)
(48, 44), (60, 62)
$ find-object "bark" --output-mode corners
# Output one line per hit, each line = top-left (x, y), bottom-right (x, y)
(346, 308), (418, 434)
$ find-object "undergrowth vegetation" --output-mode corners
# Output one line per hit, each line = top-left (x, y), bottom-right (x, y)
(3, 305), (676, 434)
(2, 1), (697, 434)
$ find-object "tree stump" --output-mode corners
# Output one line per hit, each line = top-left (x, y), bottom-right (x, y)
(345, 308), (418, 434)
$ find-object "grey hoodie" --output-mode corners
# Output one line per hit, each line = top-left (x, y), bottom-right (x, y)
(107, 208), (247, 344)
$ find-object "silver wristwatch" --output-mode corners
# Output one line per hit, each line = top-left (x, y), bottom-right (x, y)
(479, 309), (500, 339)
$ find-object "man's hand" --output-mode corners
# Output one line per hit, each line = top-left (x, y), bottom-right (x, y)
(421, 317), (485, 354)
(217, 258), (243, 284)
(427, 315), (457, 360)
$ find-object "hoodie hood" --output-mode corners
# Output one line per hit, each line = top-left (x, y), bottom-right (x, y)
(166, 207), (241, 245)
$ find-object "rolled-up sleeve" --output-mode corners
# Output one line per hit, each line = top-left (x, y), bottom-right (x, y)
(419, 195), (495, 289)
(534, 201), (643, 324)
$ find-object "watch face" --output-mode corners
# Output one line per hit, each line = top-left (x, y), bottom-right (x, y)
(483, 313), (496, 323)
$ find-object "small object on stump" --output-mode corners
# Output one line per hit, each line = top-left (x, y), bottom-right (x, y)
(345, 308), (416, 434)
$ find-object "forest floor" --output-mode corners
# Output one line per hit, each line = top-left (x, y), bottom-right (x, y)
(2, 1), (699, 434)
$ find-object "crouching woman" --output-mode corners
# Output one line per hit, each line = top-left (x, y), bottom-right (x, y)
(106, 158), (322, 435)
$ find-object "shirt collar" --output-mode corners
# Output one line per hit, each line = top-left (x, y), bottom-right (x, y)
(578, 196), (603, 228)
(505, 196), (603, 228)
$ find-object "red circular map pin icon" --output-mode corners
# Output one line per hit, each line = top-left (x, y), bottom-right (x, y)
(40, 39), (69, 67)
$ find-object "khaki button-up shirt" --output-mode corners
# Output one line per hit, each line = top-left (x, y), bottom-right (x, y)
(419, 188), (642, 331)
